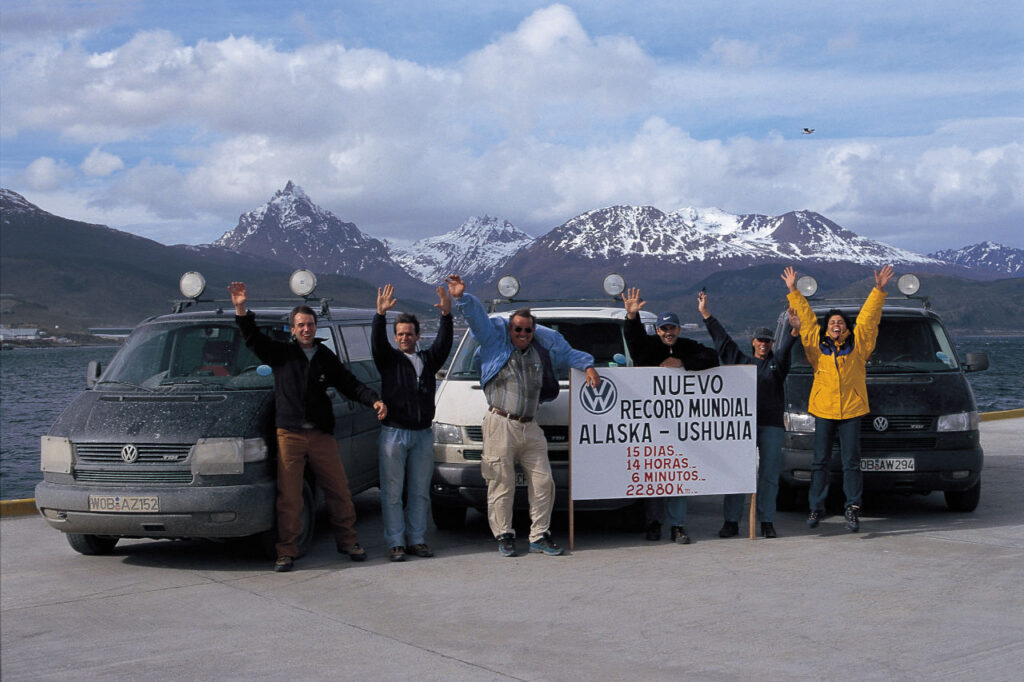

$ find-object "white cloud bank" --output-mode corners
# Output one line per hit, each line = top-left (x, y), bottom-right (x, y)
(1, 3), (1021, 251)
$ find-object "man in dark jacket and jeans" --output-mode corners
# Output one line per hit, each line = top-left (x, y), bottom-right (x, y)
(622, 287), (719, 545)
(229, 281), (387, 572)
(699, 290), (800, 538)
(372, 282), (453, 562)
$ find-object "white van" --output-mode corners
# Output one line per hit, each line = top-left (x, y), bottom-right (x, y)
(429, 276), (656, 529)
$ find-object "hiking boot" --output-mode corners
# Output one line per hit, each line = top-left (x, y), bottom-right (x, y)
(760, 522), (777, 539)
(718, 521), (739, 538)
(807, 510), (824, 528)
(389, 546), (406, 562)
(274, 556), (293, 572)
(644, 520), (662, 541)
(497, 533), (516, 557)
(670, 526), (690, 544)
(338, 543), (368, 562)
(529, 532), (564, 556)
(406, 543), (434, 558)
(845, 505), (861, 533)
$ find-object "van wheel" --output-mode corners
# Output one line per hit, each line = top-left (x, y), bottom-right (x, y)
(431, 504), (466, 530)
(256, 479), (317, 559)
(944, 481), (981, 512)
(67, 533), (118, 555)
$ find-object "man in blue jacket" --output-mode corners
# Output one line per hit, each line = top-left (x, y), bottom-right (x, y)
(372, 282), (453, 562)
(699, 290), (800, 538)
(446, 274), (600, 557)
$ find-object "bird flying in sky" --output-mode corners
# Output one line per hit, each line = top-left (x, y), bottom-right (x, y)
(802, 128), (815, 134)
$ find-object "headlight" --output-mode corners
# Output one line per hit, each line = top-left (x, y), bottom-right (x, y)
(41, 436), (73, 474)
(190, 438), (261, 475)
(937, 411), (979, 432)
(433, 422), (463, 444)
(784, 411), (816, 433)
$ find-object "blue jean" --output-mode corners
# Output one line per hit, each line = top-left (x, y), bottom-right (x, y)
(378, 425), (434, 548)
(808, 416), (862, 511)
(723, 425), (784, 523)
(645, 496), (687, 526)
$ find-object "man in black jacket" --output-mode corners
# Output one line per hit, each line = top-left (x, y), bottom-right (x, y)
(372, 283), (453, 562)
(699, 290), (800, 538)
(622, 287), (719, 544)
(229, 281), (387, 572)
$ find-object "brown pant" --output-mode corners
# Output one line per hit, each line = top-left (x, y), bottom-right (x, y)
(275, 428), (358, 558)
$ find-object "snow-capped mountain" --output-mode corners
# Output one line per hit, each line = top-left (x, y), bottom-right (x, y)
(212, 182), (422, 288)
(929, 241), (1024, 276)
(530, 205), (942, 267)
(390, 216), (534, 285)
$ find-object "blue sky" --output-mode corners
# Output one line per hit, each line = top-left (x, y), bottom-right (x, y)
(1, 0), (1021, 251)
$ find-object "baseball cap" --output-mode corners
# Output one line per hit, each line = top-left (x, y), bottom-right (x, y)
(656, 312), (681, 329)
(753, 327), (774, 341)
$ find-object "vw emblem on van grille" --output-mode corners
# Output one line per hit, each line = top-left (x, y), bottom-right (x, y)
(872, 416), (889, 432)
(120, 444), (139, 463)
(579, 376), (618, 415)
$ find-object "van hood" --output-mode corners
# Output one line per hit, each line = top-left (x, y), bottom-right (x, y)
(47, 390), (275, 443)
(785, 371), (977, 415)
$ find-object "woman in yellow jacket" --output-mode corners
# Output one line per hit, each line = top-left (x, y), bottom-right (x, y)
(782, 264), (894, 533)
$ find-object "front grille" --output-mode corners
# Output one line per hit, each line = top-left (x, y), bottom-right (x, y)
(75, 443), (192, 464)
(861, 416), (934, 433)
(463, 449), (482, 461)
(74, 470), (193, 484)
(463, 424), (568, 444)
(466, 426), (483, 442)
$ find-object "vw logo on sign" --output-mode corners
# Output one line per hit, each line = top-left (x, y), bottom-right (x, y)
(121, 444), (139, 463)
(578, 376), (618, 415)
(872, 416), (889, 432)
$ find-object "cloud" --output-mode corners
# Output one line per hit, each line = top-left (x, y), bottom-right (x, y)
(19, 157), (75, 191)
(81, 147), (124, 176)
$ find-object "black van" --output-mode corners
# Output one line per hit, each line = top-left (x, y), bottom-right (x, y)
(776, 280), (989, 512)
(35, 272), (386, 555)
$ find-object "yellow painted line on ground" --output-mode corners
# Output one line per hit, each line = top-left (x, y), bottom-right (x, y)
(0, 498), (38, 518)
(980, 408), (1024, 421)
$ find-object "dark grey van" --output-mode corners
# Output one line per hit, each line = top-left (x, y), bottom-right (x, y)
(776, 296), (989, 512)
(35, 274), (386, 555)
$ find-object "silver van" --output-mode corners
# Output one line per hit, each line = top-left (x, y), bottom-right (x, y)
(35, 271), (386, 555)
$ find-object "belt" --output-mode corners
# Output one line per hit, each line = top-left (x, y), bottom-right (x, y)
(489, 407), (533, 423)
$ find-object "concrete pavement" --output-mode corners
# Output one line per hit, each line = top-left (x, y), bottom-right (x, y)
(2, 417), (1023, 680)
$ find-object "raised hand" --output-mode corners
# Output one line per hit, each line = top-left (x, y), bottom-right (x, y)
(621, 287), (645, 317)
(435, 283), (452, 315)
(787, 307), (801, 336)
(875, 264), (894, 290)
(228, 281), (248, 315)
(377, 284), (396, 315)
(781, 266), (798, 292)
(445, 274), (466, 298)
(697, 290), (710, 319)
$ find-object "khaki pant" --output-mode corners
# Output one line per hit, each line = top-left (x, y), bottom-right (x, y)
(275, 428), (358, 558)
(480, 412), (554, 542)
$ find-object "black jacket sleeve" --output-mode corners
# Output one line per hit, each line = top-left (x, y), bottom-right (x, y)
(703, 315), (751, 366)
(424, 313), (454, 374)
(236, 312), (288, 366)
(323, 350), (379, 407)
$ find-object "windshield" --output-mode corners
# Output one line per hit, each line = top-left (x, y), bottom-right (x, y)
(788, 316), (961, 373)
(446, 318), (630, 381)
(98, 321), (291, 391)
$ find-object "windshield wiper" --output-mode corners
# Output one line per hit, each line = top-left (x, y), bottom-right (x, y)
(95, 379), (154, 393)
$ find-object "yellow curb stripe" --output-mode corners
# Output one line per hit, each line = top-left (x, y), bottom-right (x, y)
(980, 408), (1024, 421)
(0, 498), (39, 518)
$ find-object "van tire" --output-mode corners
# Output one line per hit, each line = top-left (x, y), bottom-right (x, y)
(944, 481), (981, 512)
(256, 479), (317, 559)
(431, 504), (466, 530)
(67, 533), (118, 555)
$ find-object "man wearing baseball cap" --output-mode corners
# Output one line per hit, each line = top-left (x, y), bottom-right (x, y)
(622, 287), (719, 545)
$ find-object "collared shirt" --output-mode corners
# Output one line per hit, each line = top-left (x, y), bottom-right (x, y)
(484, 344), (542, 418)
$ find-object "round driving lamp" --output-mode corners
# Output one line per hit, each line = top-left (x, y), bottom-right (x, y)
(179, 271), (206, 299)
(796, 275), (818, 297)
(602, 273), (626, 297)
(897, 274), (921, 296)
(496, 275), (520, 299)
(289, 269), (317, 297)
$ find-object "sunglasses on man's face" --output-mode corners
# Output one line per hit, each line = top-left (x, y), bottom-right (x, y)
(513, 326), (534, 333)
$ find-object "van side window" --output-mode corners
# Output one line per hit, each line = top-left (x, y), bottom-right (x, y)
(315, 325), (337, 355)
(339, 324), (379, 384)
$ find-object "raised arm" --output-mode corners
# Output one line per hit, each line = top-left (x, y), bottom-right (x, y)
(621, 287), (646, 320)
(228, 281), (248, 316)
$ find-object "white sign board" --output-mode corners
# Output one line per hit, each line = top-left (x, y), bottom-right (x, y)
(570, 366), (757, 501)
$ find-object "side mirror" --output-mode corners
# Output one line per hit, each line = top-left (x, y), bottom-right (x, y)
(963, 352), (989, 372)
(86, 360), (102, 388)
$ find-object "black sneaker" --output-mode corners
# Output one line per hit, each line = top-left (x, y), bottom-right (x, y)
(644, 520), (662, 541)
(718, 521), (739, 538)
(406, 543), (434, 558)
(845, 505), (861, 532)
(338, 542), (368, 562)
(274, 556), (293, 572)
(760, 522), (777, 538)
(529, 532), (564, 556)
(497, 533), (516, 557)
(389, 546), (406, 562)
(670, 526), (690, 544)
(807, 510), (824, 528)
